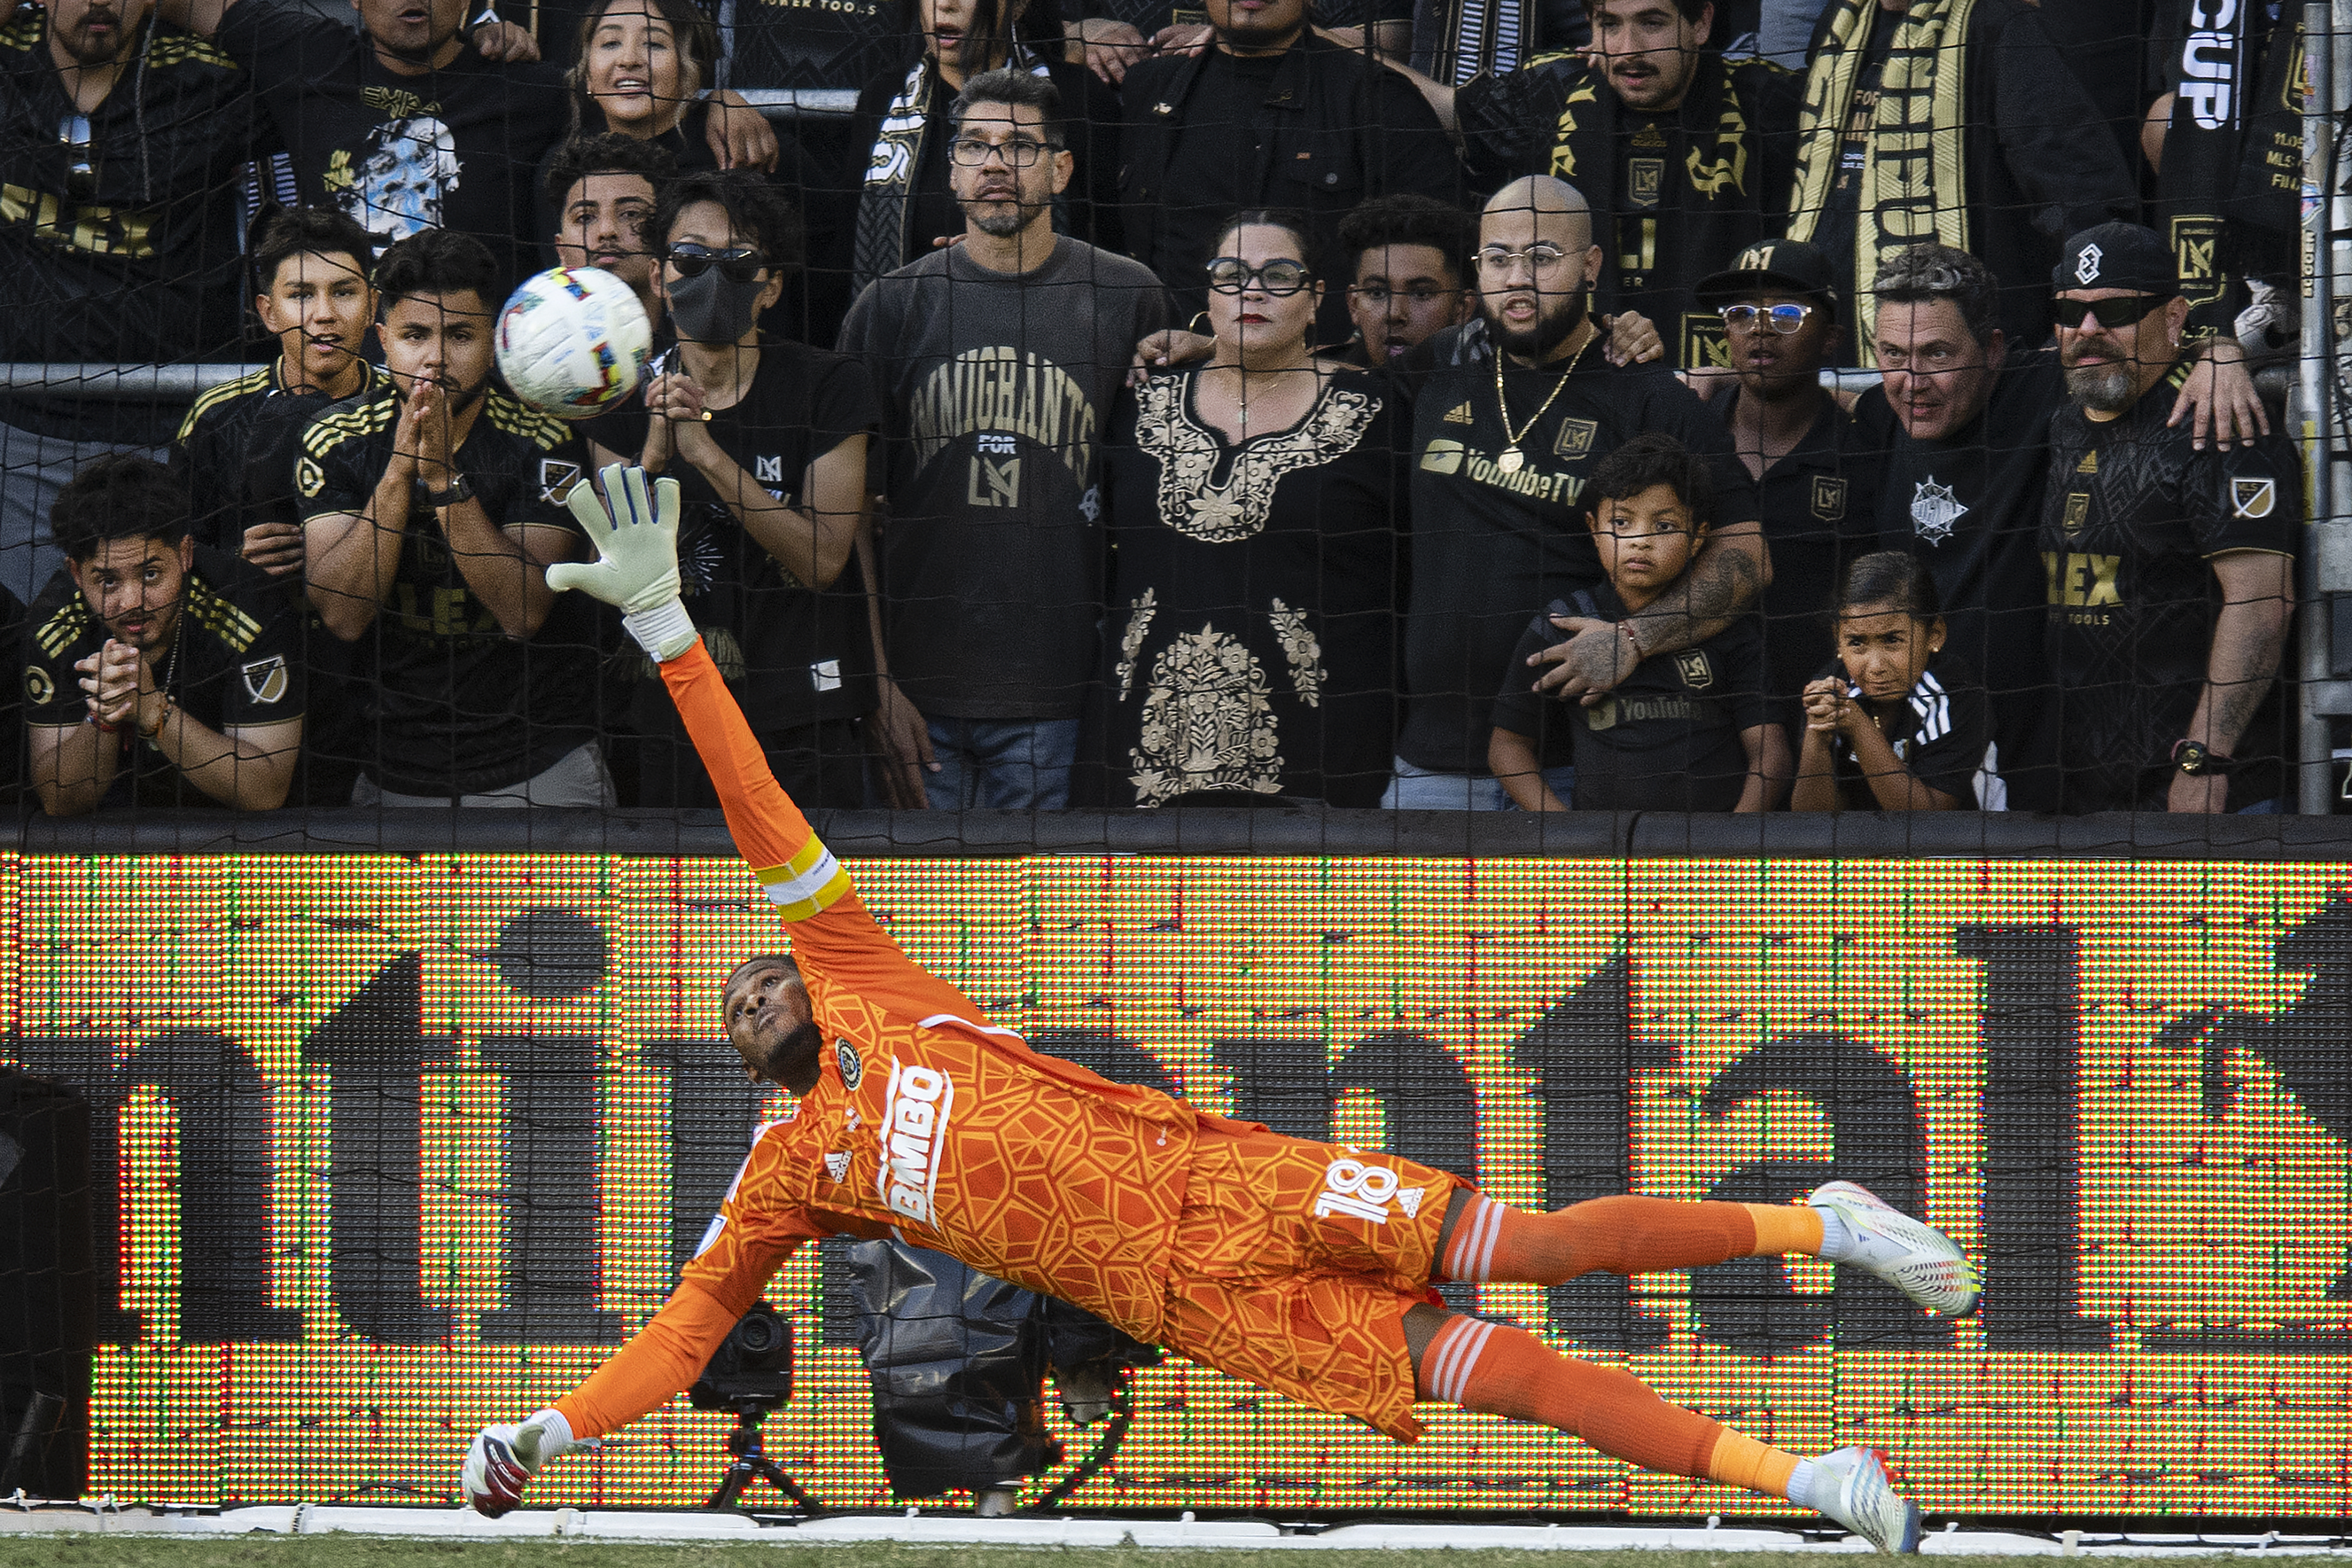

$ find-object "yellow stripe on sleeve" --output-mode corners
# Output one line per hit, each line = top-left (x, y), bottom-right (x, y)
(750, 835), (853, 922)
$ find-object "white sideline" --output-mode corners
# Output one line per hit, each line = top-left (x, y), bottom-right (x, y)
(1, 1501), (2348, 1556)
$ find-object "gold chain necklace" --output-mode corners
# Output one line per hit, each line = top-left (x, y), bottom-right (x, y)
(1493, 322), (1595, 475)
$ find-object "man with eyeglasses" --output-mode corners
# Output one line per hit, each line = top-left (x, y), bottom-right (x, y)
(1332, 194), (1474, 370)
(1690, 239), (1880, 748)
(839, 68), (1168, 812)
(1391, 175), (1769, 811)
(0, 0), (256, 604)
(1415, 0), (1801, 372)
(2037, 223), (2297, 815)
(1117, 0), (1458, 344)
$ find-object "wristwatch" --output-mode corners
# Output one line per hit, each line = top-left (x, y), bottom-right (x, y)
(2170, 739), (2234, 777)
(422, 473), (475, 508)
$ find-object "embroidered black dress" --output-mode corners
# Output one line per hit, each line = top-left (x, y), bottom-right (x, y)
(1092, 366), (1406, 807)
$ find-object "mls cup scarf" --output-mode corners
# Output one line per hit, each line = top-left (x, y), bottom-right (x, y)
(1786, 0), (1975, 363)
(2158, 0), (2303, 337)
(853, 47), (1056, 294)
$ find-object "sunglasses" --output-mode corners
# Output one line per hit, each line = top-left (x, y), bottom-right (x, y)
(1719, 302), (1812, 334)
(1207, 257), (1311, 296)
(2052, 294), (2166, 330)
(669, 242), (764, 283)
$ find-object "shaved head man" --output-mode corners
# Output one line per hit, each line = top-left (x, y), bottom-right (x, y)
(1388, 176), (1778, 810)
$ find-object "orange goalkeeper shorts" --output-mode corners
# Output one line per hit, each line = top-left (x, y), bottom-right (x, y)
(1157, 1123), (1465, 1442)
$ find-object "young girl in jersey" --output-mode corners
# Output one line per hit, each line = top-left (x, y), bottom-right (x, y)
(1791, 551), (1990, 812)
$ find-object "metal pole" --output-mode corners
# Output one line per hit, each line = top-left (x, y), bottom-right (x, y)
(2298, 1), (2339, 814)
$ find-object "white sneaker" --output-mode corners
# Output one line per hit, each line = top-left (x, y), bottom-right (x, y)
(1810, 1179), (1980, 1317)
(1810, 1445), (1922, 1554)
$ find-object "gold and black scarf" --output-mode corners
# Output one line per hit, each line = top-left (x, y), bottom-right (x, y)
(852, 46), (1054, 295)
(1786, 0), (1976, 362)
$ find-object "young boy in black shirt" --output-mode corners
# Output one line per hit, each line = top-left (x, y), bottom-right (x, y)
(24, 455), (306, 815)
(1489, 433), (1784, 812)
(298, 228), (605, 805)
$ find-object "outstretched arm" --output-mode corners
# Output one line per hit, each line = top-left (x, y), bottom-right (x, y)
(551, 464), (984, 1018)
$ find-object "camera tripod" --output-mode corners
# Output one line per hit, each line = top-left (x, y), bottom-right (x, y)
(705, 1400), (820, 1513)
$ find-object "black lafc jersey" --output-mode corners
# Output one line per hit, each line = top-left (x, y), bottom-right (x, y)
(0, 11), (256, 441)
(175, 359), (394, 551)
(2041, 378), (2300, 809)
(1400, 322), (1759, 773)
(297, 384), (600, 796)
(22, 546), (305, 808)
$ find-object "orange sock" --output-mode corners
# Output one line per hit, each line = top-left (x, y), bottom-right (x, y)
(1418, 1316), (1804, 1496)
(1418, 1315), (1724, 1478)
(1440, 1193), (1817, 1285)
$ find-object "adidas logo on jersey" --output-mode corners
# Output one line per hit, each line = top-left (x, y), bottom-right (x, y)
(2077, 452), (2098, 474)
(879, 1061), (954, 1223)
(1443, 402), (1475, 425)
(824, 1151), (851, 1183)
(1314, 1155), (1424, 1225)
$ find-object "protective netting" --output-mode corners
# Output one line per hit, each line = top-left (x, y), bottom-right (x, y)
(4, 852), (2352, 1513)
(3, 0), (2352, 1522)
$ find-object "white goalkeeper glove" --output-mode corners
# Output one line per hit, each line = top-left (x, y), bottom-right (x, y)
(547, 462), (697, 662)
(461, 1406), (579, 1517)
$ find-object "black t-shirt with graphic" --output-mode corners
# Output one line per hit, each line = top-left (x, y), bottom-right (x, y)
(1398, 321), (1761, 773)
(22, 546), (306, 808)
(2040, 382), (2300, 811)
(1856, 347), (2060, 803)
(220, 0), (570, 289)
(1809, 648), (1988, 809)
(297, 385), (599, 795)
(587, 341), (880, 734)
(1491, 587), (1769, 811)
(0, 13), (257, 443)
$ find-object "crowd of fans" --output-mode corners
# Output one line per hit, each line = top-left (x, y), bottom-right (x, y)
(0, 0), (2313, 817)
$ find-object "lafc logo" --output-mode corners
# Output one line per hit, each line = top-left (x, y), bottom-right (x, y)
(1554, 419), (1598, 460)
(878, 1061), (953, 1223)
(756, 454), (783, 485)
(1676, 649), (1713, 689)
(1314, 1156), (1424, 1225)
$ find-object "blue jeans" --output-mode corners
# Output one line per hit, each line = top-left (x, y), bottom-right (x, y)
(1381, 754), (1578, 811)
(924, 716), (1080, 810)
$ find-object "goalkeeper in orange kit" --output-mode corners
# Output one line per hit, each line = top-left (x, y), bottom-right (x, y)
(461, 467), (1979, 1552)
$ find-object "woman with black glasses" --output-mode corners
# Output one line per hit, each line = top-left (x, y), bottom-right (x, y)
(1087, 209), (1407, 807)
(584, 170), (880, 809)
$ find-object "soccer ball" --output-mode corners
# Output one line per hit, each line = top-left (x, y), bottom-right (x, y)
(495, 267), (652, 420)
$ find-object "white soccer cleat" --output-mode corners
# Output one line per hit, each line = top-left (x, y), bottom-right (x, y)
(1810, 1445), (1923, 1554)
(1809, 1179), (1979, 1317)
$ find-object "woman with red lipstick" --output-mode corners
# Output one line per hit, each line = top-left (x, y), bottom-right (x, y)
(1089, 209), (1406, 806)
(1790, 551), (1990, 813)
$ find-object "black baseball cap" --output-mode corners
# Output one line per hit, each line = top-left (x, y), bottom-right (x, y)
(1694, 239), (1839, 322)
(2053, 221), (2177, 296)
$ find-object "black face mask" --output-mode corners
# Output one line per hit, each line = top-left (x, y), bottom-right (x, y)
(668, 266), (767, 343)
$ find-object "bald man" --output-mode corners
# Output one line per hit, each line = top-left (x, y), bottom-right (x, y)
(1389, 177), (1776, 810)
(466, 463), (1953, 1553)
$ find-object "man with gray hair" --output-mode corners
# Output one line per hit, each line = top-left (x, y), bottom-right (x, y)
(840, 68), (1168, 812)
(1853, 242), (2061, 809)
